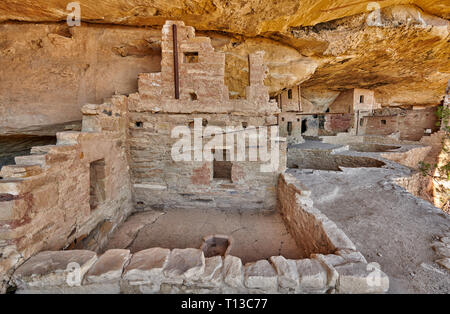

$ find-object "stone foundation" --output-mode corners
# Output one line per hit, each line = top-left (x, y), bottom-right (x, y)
(0, 96), (133, 292)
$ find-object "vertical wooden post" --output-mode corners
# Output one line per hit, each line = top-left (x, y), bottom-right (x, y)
(356, 110), (360, 135)
(172, 24), (180, 99)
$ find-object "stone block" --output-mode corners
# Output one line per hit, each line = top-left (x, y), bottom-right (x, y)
(123, 247), (170, 284)
(222, 255), (243, 288)
(296, 259), (328, 292)
(335, 262), (389, 294)
(12, 250), (97, 289)
(269, 255), (298, 289)
(244, 260), (278, 291)
(434, 246), (450, 258)
(56, 131), (81, 145)
(163, 248), (205, 280)
(436, 258), (450, 270)
(16, 282), (120, 294)
(311, 254), (340, 288)
(336, 249), (367, 264)
(14, 155), (47, 167)
(84, 249), (130, 284)
(192, 256), (223, 288)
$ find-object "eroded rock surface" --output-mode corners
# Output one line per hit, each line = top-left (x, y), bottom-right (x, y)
(0, 4), (448, 133)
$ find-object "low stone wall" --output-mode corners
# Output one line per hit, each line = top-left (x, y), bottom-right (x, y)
(380, 146), (431, 169)
(287, 149), (385, 171)
(7, 172), (389, 294)
(11, 245), (389, 294)
(0, 96), (133, 293)
(277, 173), (357, 257)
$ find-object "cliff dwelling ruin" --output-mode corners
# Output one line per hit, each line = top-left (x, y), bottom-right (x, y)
(0, 1), (449, 296)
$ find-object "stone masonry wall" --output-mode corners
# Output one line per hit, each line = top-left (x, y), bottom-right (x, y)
(277, 173), (358, 257)
(361, 107), (439, 141)
(129, 112), (286, 210)
(0, 96), (133, 292)
(10, 244), (388, 294)
(323, 114), (353, 134)
(278, 113), (304, 145)
(10, 175), (390, 294)
(128, 21), (284, 211)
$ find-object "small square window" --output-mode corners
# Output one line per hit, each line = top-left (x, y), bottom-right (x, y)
(381, 119), (387, 125)
(184, 52), (199, 63)
(135, 121), (143, 128)
(213, 150), (232, 181)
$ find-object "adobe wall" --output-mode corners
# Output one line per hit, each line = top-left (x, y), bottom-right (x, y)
(328, 90), (353, 113)
(361, 107), (439, 140)
(352, 88), (378, 112)
(0, 96), (133, 292)
(361, 115), (399, 136)
(279, 86), (301, 112)
(399, 107), (439, 141)
(323, 114), (353, 134)
(329, 89), (378, 114)
(278, 113), (304, 144)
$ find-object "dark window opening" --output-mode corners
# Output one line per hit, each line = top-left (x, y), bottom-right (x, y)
(89, 159), (106, 211)
(184, 51), (199, 63)
(360, 95), (364, 103)
(318, 115), (325, 130)
(381, 119), (387, 125)
(301, 120), (308, 133)
(287, 121), (293, 136)
(189, 92), (198, 101)
(242, 122), (248, 129)
(297, 118), (300, 122)
(281, 117), (285, 122)
(202, 118), (208, 127)
(288, 89), (293, 99)
(325, 108), (330, 113)
(136, 121), (143, 128)
(213, 150), (232, 181)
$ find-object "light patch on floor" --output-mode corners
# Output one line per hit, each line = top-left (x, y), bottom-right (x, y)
(105, 208), (302, 264)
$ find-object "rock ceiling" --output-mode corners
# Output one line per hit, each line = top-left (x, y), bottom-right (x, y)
(0, 0), (449, 106)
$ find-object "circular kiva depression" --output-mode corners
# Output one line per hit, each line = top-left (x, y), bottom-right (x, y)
(288, 150), (386, 171)
(347, 143), (401, 153)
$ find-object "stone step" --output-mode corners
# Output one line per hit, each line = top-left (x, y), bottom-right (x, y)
(0, 164), (43, 179)
(30, 145), (56, 155)
(56, 131), (81, 145)
(14, 154), (47, 167)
